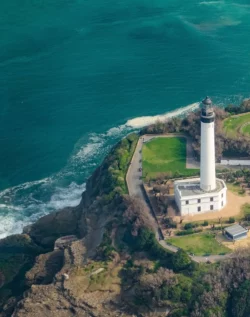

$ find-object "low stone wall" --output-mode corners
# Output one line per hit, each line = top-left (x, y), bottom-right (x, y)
(221, 159), (250, 166)
(141, 184), (164, 240)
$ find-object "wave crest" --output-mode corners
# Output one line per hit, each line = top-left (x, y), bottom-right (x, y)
(125, 102), (199, 128)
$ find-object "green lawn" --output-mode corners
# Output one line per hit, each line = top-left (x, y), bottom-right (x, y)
(241, 123), (250, 136)
(223, 113), (250, 137)
(142, 137), (198, 179)
(168, 233), (230, 256)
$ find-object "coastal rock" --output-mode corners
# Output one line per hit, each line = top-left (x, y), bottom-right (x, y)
(0, 234), (45, 292)
(27, 206), (83, 248)
(25, 250), (64, 286)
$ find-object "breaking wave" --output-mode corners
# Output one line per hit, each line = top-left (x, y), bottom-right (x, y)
(125, 102), (199, 128)
(0, 101), (199, 238)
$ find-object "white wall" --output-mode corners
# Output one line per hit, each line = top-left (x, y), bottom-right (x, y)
(178, 187), (227, 216)
(200, 121), (216, 191)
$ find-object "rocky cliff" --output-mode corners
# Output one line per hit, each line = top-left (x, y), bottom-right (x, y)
(0, 133), (141, 317)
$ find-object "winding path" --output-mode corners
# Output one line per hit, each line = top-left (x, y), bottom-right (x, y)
(126, 134), (232, 263)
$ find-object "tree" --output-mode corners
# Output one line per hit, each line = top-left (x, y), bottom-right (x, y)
(135, 228), (155, 250)
(231, 280), (250, 317)
(123, 196), (156, 236)
(172, 250), (192, 272)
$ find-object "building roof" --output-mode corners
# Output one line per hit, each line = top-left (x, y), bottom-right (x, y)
(225, 224), (248, 237)
(202, 96), (212, 106)
(175, 178), (226, 197)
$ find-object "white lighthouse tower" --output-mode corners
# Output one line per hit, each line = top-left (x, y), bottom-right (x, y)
(174, 96), (227, 216)
(200, 96), (216, 192)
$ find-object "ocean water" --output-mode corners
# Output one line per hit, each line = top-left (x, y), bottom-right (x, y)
(0, 0), (250, 238)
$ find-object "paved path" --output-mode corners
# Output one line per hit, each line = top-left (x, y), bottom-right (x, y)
(126, 134), (232, 263)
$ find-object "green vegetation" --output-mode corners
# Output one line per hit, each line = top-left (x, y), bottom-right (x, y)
(240, 203), (250, 221)
(228, 217), (235, 224)
(142, 137), (198, 179)
(71, 260), (121, 293)
(107, 133), (139, 194)
(172, 250), (192, 272)
(176, 228), (203, 236)
(124, 227), (172, 262)
(168, 233), (230, 256)
(223, 112), (250, 137)
(97, 133), (139, 200)
(241, 123), (250, 136)
(226, 182), (246, 196)
(230, 280), (250, 317)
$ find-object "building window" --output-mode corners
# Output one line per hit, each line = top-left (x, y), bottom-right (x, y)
(198, 199), (201, 203)
(221, 201), (223, 207)
(197, 206), (201, 212)
(210, 205), (213, 210)
(221, 193), (223, 198)
(210, 197), (213, 202)
(186, 200), (189, 205)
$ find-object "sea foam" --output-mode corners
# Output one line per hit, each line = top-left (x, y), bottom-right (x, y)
(0, 101), (199, 238)
(125, 102), (199, 128)
(0, 181), (85, 239)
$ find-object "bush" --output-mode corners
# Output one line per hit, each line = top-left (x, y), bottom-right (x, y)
(228, 217), (235, 224)
(95, 133), (139, 198)
(124, 228), (172, 261)
(176, 229), (202, 236)
(184, 223), (193, 230)
(172, 250), (192, 272)
(202, 221), (209, 227)
(212, 226), (227, 231)
(165, 218), (177, 229)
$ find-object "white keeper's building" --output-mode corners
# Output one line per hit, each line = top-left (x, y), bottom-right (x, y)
(174, 97), (227, 216)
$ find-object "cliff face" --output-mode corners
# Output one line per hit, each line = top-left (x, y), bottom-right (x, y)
(0, 133), (139, 317)
(4, 190), (127, 317)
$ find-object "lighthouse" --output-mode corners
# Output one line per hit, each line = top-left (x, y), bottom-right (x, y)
(200, 96), (216, 191)
(174, 96), (227, 216)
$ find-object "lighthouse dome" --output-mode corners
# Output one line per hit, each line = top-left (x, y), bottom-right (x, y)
(202, 96), (212, 106)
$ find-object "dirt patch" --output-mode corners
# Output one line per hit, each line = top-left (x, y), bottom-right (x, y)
(217, 232), (250, 251)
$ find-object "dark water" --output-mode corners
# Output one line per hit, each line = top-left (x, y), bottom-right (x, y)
(0, 0), (250, 237)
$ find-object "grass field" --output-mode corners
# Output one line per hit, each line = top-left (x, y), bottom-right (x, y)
(168, 233), (230, 256)
(142, 137), (198, 179)
(223, 112), (250, 137)
(241, 123), (250, 136)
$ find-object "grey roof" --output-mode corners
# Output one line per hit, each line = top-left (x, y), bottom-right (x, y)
(225, 224), (248, 236)
(202, 96), (212, 105)
(176, 179), (225, 197)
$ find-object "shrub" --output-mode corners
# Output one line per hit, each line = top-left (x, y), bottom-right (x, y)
(124, 227), (172, 261)
(202, 221), (209, 227)
(176, 229), (202, 236)
(165, 218), (177, 229)
(184, 223), (193, 230)
(228, 217), (235, 224)
(172, 250), (192, 272)
(212, 226), (227, 231)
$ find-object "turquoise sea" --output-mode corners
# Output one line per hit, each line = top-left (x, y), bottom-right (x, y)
(0, 0), (250, 238)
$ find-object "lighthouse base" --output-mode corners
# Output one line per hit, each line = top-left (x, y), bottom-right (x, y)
(174, 178), (227, 216)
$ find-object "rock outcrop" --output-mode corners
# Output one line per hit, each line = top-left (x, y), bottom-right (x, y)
(0, 134), (141, 316)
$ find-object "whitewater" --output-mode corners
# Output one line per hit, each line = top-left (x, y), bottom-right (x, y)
(0, 102), (199, 238)
(1, 0), (250, 238)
